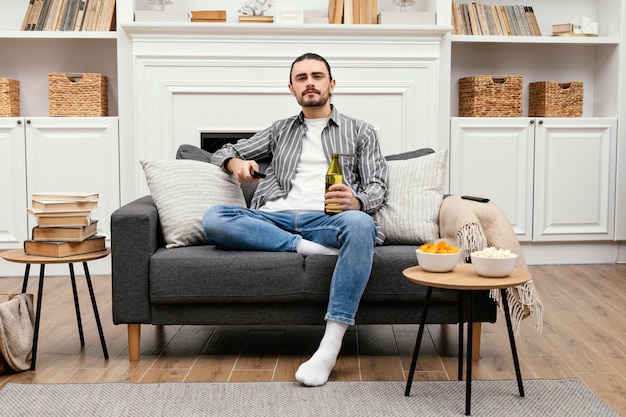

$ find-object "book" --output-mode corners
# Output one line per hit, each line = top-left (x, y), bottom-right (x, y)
(343, 0), (353, 24)
(191, 10), (226, 22)
(96, 0), (116, 30)
(238, 15), (273, 23)
(31, 199), (98, 212)
(24, 235), (106, 257)
(32, 220), (98, 242)
(475, 2), (490, 35)
(525, 6), (541, 36)
(31, 191), (99, 201)
(73, 0), (89, 30)
(552, 23), (577, 34)
(330, 0), (344, 23)
(367, 0), (377, 24)
(35, 213), (92, 227)
(21, 0), (36, 30)
(28, 207), (92, 217)
(36, 0), (53, 30)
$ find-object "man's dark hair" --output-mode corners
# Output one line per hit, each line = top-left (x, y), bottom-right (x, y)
(289, 53), (333, 84)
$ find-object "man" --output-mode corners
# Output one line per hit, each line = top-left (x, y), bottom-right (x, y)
(202, 52), (388, 386)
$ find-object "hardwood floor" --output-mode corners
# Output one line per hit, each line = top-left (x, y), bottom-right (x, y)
(0, 263), (624, 415)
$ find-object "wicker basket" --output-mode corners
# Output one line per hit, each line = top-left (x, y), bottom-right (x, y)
(458, 76), (523, 117)
(48, 73), (108, 117)
(528, 81), (583, 117)
(0, 78), (20, 117)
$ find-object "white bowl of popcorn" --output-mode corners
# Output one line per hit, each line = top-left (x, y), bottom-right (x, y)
(470, 247), (518, 278)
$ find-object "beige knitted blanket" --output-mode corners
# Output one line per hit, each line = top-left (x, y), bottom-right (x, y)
(0, 294), (34, 372)
(439, 195), (543, 335)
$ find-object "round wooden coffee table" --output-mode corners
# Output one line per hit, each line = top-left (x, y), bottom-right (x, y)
(403, 263), (531, 416)
(0, 248), (110, 370)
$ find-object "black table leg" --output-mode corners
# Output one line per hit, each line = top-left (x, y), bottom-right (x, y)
(500, 288), (525, 397)
(465, 291), (473, 416)
(82, 262), (108, 360)
(30, 264), (46, 371)
(405, 286), (433, 397)
(68, 263), (85, 346)
(21, 264), (30, 293)
(458, 291), (464, 381)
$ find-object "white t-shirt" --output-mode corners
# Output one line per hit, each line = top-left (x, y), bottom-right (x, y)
(261, 117), (329, 212)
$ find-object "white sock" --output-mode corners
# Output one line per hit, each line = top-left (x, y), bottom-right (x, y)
(295, 321), (349, 386)
(296, 239), (339, 256)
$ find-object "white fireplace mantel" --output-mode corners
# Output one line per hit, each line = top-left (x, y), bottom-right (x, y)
(119, 23), (451, 199)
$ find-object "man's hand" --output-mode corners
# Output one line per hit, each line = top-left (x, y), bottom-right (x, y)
(325, 183), (361, 211)
(226, 158), (262, 184)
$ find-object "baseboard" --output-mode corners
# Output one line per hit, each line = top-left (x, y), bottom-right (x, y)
(521, 241), (620, 265)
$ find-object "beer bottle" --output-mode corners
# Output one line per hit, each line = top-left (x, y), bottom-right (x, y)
(325, 153), (343, 215)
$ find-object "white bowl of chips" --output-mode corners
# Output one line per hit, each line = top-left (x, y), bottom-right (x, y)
(470, 247), (518, 278)
(416, 242), (461, 273)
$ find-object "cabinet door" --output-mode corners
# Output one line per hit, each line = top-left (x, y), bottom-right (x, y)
(25, 117), (120, 240)
(450, 118), (534, 241)
(533, 118), (617, 241)
(0, 118), (28, 248)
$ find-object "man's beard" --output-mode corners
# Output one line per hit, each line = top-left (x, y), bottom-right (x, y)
(297, 90), (331, 108)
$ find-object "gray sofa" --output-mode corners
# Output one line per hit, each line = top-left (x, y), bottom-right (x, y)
(111, 147), (497, 361)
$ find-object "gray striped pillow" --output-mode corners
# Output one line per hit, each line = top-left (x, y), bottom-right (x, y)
(141, 159), (246, 248)
(375, 149), (448, 245)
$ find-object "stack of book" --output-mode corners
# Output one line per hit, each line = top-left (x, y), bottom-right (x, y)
(328, 0), (379, 24)
(190, 10), (226, 23)
(551, 23), (579, 36)
(451, 1), (541, 36)
(21, 0), (116, 32)
(25, 192), (106, 257)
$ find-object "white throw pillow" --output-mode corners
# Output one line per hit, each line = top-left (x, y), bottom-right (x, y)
(141, 159), (246, 248)
(375, 149), (448, 245)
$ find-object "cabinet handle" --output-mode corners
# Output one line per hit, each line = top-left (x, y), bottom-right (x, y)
(17, 119), (22, 125)
(530, 120), (534, 124)
(26, 119), (31, 124)
(538, 120), (543, 125)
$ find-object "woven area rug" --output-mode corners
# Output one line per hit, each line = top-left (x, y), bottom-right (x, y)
(0, 379), (619, 416)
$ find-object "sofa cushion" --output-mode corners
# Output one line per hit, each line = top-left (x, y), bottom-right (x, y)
(375, 148), (448, 245)
(141, 159), (246, 248)
(149, 246), (306, 303)
(175, 144), (267, 208)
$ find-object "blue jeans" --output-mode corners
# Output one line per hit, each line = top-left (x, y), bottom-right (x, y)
(201, 206), (377, 325)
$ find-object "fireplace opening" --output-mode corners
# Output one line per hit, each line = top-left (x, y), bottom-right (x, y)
(201, 132), (257, 153)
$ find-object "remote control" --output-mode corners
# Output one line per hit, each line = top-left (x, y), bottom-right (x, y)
(251, 170), (266, 179)
(461, 195), (490, 203)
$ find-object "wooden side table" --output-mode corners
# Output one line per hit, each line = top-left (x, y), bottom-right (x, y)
(403, 264), (531, 416)
(0, 248), (110, 370)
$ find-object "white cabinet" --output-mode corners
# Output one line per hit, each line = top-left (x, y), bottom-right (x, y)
(0, 118), (28, 249)
(0, 117), (119, 250)
(450, 117), (617, 242)
(25, 117), (120, 239)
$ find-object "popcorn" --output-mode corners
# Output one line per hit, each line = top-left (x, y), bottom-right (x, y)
(472, 246), (514, 259)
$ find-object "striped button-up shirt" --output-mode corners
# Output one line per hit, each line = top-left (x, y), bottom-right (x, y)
(211, 106), (389, 243)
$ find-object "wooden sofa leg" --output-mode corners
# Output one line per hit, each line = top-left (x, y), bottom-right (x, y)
(128, 324), (141, 361)
(471, 322), (481, 361)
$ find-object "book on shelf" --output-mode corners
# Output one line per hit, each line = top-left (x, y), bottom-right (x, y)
(35, 213), (92, 227)
(31, 199), (98, 212)
(238, 15), (274, 23)
(32, 220), (98, 242)
(451, 2), (541, 37)
(552, 23), (579, 34)
(191, 10), (226, 22)
(21, 0), (116, 31)
(24, 235), (106, 258)
(328, 0), (377, 24)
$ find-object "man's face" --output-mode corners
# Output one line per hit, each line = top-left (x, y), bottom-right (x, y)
(288, 59), (335, 108)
